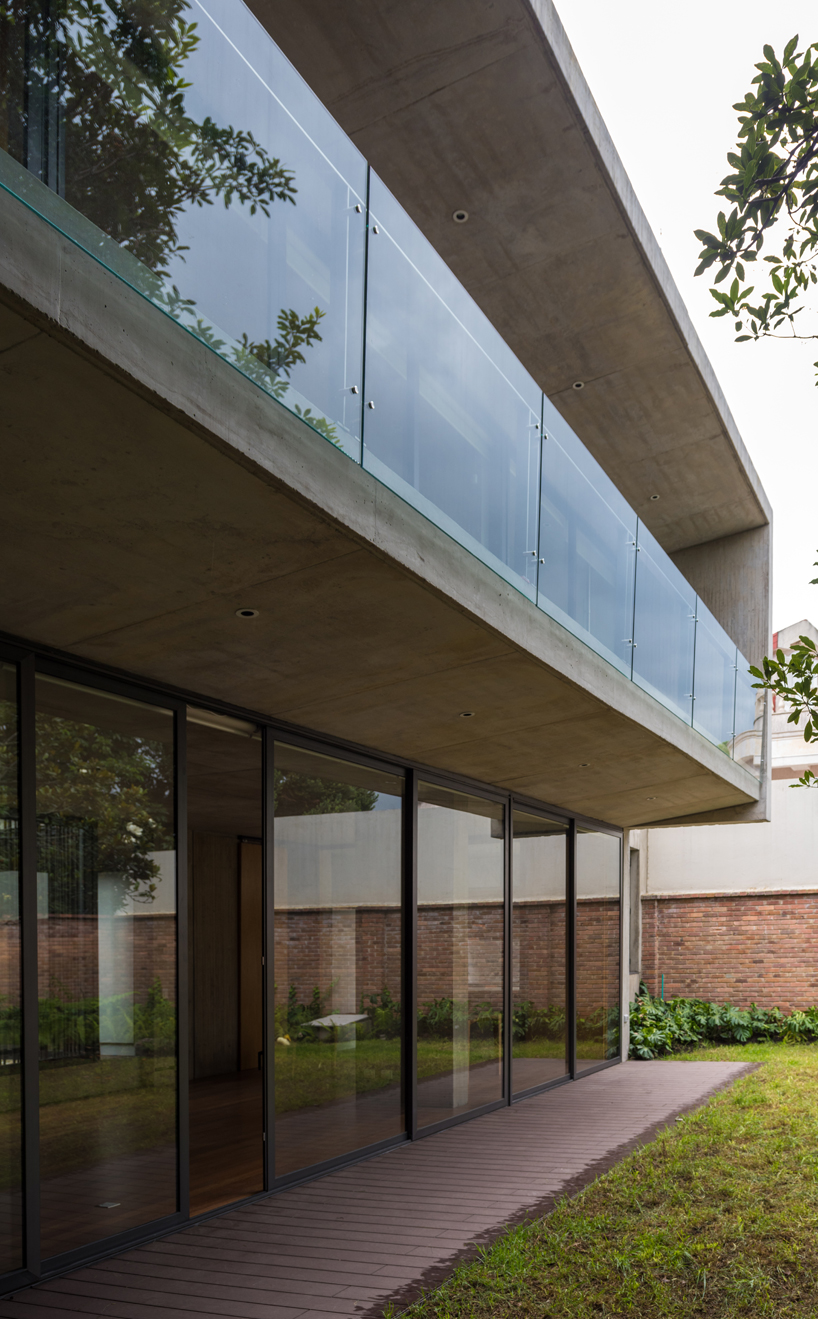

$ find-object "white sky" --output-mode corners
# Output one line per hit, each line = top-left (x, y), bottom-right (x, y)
(554, 1), (818, 635)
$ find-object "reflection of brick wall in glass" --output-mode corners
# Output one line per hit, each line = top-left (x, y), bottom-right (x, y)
(576, 830), (622, 1069)
(273, 743), (404, 1179)
(512, 812), (568, 1094)
(416, 784), (504, 1130)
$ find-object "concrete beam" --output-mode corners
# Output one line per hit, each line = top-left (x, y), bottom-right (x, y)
(0, 185), (759, 827)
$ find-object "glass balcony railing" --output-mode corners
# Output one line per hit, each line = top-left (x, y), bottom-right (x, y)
(0, 0), (761, 778)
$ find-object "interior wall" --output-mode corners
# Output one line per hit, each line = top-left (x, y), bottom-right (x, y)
(239, 841), (264, 1071)
(189, 832), (239, 1079)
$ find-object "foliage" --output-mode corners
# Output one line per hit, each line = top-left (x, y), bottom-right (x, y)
(512, 999), (565, 1042)
(33, 976), (176, 1062)
(751, 626), (818, 786)
(402, 1043), (818, 1319)
(34, 707), (174, 908)
(417, 997), (501, 1040)
(0, 0), (337, 434)
(628, 986), (818, 1060)
(361, 987), (401, 1039)
(273, 770), (378, 818)
(695, 35), (818, 372)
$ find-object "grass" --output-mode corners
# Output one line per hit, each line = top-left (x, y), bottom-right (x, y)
(400, 1042), (818, 1318)
(273, 1036), (505, 1112)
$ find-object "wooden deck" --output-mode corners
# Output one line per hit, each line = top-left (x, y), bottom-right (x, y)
(3, 1060), (750, 1319)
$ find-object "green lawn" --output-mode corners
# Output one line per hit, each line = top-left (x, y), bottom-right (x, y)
(274, 1035), (504, 1112)
(398, 1043), (818, 1318)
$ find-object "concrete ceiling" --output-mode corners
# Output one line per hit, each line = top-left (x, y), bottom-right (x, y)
(249, 0), (770, 554)
(0, 281), (757, 828)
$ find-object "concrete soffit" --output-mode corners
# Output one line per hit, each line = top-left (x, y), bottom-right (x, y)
(527, 0), (771, 527)
(0, 181), (761, 828)
(251, 0), (772, 569)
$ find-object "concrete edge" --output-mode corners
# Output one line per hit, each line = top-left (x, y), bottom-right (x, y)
(374, 1061), (757, 1317)
(0, 184), (759, 819)
(523, 0), (771, 529)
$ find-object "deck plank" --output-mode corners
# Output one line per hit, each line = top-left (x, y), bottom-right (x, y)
(1, 1062), (750, 1319)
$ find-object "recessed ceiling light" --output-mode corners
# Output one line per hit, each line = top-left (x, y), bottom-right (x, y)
(572, 381), (585, 390)
(235, 608), (259, 619)
(452, 209), (469, 223)
(650, 494), (660, 501)
(459, 711), (475, 718)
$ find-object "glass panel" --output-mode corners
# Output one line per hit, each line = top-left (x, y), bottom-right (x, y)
(273, 744), (403, 1178)
(36, 676), (176, 1260)
(511, 810), (567, 1095)
(733, 653), (762, 777)
(0, 664), (22, 1274)
(538, 405), (637, 674)
(632, 522), (696, 722)
(186, 709), (263, 1215)
(575, 830), (620, 1071)
(692, 597), (737, 751)
(364, 172), (542, 599)
(0, 0), (366, 455)
(416, 782), (504, 1128)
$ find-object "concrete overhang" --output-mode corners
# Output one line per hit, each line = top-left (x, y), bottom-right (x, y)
(0, 187), (760, 827)
(249, 0), (771, 560)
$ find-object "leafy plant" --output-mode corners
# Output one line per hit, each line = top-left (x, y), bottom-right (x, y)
(695, 36), (818, 371)
(512, 999), (565, 1042)
(0, 0), (338, 434)
(751, 628), (818, 786)
(628, 988), (817, 1060)
(361, 987), (401, 1039)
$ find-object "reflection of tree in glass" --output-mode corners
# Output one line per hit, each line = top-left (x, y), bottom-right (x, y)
(0, 0), (338, 439)
(33, 713), (174, 910)
(274, 770), (377, 818)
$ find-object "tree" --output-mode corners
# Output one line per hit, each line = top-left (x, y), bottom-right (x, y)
(694, 35), (818, 364)
(695, 35), (818, 783)
(0, 0), (336, 438)
(273, 770), (378, 818)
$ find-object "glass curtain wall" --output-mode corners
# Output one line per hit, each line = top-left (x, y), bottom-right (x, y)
(575, 829), (621, 1072)
(416, 783), (504, 1128)
(35, 676), (177, 1261)
(186, 709), (263, 1216)
(273, 744), (403, 1178)
(511, 810), (568, 1095)
(0, 665), (22, 1273)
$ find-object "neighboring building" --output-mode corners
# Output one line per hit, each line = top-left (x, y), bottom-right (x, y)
(632, 622), (818, 1010)
(0, 0), (770, 1294)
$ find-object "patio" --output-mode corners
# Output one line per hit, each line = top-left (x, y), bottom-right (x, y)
(1, 1060), (750, 1319)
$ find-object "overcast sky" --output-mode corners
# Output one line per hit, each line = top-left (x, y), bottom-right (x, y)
(554, 1), (818, 635)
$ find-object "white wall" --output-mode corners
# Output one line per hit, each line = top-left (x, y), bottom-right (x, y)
(641, 780), (818, 894)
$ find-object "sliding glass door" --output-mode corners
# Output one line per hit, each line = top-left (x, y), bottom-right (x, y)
(186, 709), (264, 1216)
(416, 783), (504, 1129)
(511, 809), (568, 1095)
(576, 829), (621, 1070)
(35, 675), (177, 1262)
(273, 743), (404, 1179)
(0, 663), (22, 1275)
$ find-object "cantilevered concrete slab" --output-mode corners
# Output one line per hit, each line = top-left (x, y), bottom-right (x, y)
(0, 188), (759, 827)
(250, 0), (771, 664)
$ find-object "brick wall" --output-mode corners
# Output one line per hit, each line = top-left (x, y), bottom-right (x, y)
(0, 915), (176, 1007)
(641, 890), (818, 1011)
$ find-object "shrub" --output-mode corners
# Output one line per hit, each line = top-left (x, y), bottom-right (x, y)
(629, 986), (818, 1059)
